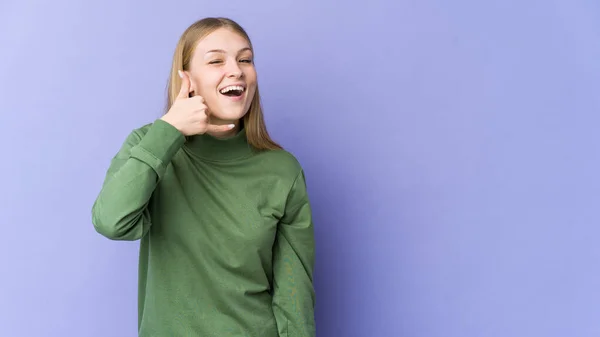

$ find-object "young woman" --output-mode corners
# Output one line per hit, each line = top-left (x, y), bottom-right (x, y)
(92, 17), (316, 337)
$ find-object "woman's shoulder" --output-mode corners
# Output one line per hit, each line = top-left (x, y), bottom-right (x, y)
(253, 148), (304, 176)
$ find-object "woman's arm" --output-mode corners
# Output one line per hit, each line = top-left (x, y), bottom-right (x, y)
(91, 119), (185, 241)
(272, 169), (316, 337)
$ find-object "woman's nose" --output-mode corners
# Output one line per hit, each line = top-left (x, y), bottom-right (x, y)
(226, 61), (243, 78)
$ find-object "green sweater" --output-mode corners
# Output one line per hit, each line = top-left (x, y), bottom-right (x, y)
(91, 119), (316, 337)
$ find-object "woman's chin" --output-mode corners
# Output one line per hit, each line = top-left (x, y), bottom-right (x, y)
(210, 103), (251, 123)
(209, 109), (247, 124)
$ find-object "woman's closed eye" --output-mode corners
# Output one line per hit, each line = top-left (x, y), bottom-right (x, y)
(208, 59), (252, 65)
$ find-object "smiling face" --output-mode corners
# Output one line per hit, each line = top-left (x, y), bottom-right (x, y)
(184, 28), (257, 127)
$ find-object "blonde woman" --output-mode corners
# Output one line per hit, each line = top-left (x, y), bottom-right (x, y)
(92, 17), (316, 337)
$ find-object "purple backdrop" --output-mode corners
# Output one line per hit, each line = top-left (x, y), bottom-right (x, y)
(1, 0), (599, 336)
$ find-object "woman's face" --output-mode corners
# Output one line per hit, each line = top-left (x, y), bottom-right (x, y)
(185, 28), (257, 126)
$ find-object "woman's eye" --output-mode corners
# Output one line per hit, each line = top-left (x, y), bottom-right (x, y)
(239, 59), (252, 63)
(209, 60), (222, 64)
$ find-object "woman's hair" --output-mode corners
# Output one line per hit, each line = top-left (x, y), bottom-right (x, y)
(165, 17), (282, 151)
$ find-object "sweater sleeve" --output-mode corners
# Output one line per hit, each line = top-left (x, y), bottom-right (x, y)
(91, 119), (185, 241)
(272, 169), (316, 337)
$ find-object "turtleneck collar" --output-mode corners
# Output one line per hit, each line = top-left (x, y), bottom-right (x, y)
(183, 127), (254, 161)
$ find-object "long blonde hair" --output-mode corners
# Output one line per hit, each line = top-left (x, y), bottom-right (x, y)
(165, 17), (282, 151)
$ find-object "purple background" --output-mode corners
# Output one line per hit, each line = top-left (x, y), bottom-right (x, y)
(1, 0), (599, 336)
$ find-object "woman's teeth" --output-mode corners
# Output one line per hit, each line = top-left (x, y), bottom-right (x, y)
(220, 85), (245, 96)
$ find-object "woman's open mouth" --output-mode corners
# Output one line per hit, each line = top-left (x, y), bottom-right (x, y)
(219, 85), (245, 101)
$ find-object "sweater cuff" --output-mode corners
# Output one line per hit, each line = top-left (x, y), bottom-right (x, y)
(129, 119), (185, 179)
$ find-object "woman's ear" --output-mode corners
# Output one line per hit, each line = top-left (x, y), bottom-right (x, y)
(183, 70), (197, 97)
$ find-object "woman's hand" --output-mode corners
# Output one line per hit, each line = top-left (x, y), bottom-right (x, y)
(161, 71), (234, 136)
